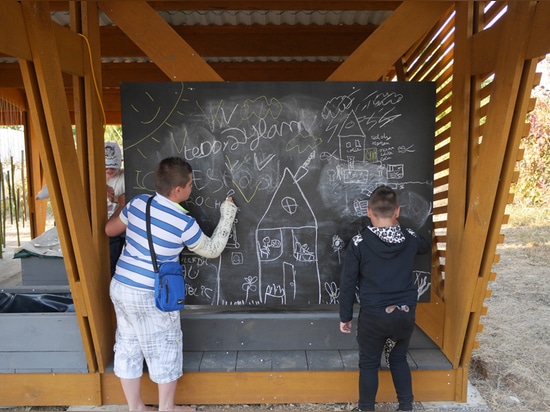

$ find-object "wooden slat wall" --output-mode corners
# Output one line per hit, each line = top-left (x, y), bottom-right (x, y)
(400, 5), (456, 346)
(400, 3), (542, 399)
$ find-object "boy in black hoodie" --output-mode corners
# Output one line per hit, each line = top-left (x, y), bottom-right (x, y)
(339, 185), (430, 411)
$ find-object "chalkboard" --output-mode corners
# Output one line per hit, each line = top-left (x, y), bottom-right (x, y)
(121, 82), (435, 307)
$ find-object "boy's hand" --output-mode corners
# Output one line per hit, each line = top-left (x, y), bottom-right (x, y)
(340, 321), (352, 334)
(107, 185), (115, 202)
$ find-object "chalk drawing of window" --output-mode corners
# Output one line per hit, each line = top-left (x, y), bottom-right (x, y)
(387, 163), (404, 179)
(365, 147), (378, 162)
(258, 229), (283, 262)
(353, 199), (369, 217)
(256, 167), (321, 305)
(292, 230), (317, 262)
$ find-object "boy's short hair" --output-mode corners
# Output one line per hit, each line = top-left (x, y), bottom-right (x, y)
(368, 185), (398, 218)
(154, 157), (193, 196)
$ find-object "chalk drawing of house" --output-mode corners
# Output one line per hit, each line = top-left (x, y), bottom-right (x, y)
(338, 110), (367, 166)
(256, 167), (321, 305)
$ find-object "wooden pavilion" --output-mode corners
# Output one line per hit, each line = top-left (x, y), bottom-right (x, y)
(1, 0), (550, 407)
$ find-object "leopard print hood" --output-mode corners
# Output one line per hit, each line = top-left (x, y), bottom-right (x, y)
(352, 225), (418, 259)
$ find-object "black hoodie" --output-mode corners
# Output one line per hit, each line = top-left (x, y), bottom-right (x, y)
(339, 225), (430, 322)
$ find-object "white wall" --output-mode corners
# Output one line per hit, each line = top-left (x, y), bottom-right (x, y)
(0, 128), (25, 163)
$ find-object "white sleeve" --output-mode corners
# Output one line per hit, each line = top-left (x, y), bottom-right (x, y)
(187, 200), (237, 259)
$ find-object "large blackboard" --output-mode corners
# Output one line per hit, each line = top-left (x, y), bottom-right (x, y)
(121, 82), (435, 307)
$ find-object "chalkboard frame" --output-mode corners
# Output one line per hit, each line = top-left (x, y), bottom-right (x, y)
(120, 81), (435, 309)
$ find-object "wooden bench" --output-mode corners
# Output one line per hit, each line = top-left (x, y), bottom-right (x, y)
(0, 286), (87, 374)
(179, 307), (451, 373)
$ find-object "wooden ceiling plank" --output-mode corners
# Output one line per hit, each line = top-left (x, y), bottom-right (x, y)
(0, 88), (27, 111)
(0, 60), (344, 89)
(100, 24), (377, 58)
(99, 0), (223, 81)
(0, 63), (32, 88)
(327, 1), (453, 81)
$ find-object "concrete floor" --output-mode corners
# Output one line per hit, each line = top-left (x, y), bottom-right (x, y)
(0, 242), (24, 287)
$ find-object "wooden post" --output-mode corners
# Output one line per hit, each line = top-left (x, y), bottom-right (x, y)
(20, 149), (26, 226)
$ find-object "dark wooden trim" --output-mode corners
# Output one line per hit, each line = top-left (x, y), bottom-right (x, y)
(100, 24), (377, 58)
(48, 1), (401, 12)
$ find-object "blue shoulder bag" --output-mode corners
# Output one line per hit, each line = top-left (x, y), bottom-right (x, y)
(146, 196), (185, 312)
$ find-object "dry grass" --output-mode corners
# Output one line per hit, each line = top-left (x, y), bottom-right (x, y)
(469, 204), (550, 411)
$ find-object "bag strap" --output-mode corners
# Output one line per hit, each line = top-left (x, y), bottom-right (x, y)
(145, 196), (159, 273)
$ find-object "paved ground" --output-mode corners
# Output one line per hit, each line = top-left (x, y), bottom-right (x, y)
(0, 248), (23, 287)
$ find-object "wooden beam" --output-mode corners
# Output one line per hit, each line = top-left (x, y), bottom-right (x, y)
(462, 57), (540, 375)
(526, 1), (550, 59)
(75, 0), (116, 373)
(442, 0), (474, 368)
(0, 60), (345, 88)
(327, 1), (452, 81)
(0, 1), (86, 76)
(0, 1), (32, 61)
(99, 1), (223, 81)
(19, 56), (99, 372)
(19, 0), (109, 373)
(24, 114), (49, 238)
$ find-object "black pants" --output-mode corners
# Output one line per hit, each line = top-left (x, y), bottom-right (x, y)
(356, 306), (415, 411)
(109, 235), (125, 277)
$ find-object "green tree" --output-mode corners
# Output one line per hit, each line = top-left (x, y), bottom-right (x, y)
(513, 87), (550, 206)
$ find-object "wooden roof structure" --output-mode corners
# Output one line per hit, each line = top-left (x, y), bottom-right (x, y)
(1, 0), (550, 407)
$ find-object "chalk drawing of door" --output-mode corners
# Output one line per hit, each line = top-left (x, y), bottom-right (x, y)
(256, 167), (321, 305)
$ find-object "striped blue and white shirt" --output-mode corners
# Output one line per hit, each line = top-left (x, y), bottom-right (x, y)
(113, 193), (203, 290)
